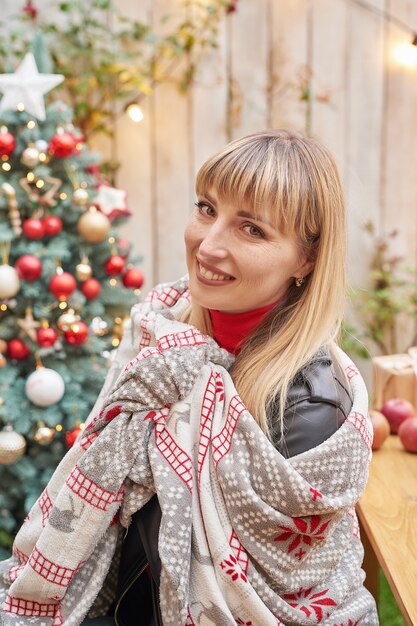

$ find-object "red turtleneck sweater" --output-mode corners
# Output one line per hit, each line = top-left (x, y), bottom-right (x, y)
(209, 301), (277, 355)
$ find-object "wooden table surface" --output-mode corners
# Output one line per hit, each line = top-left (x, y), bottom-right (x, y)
(357, 435), (417, 626)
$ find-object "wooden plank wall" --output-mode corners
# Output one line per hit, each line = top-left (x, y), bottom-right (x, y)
(2, 0), (417, 353)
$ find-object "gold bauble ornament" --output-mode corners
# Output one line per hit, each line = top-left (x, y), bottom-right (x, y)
(0, 339), (7, 353)
(77, 207), (111, 243)
(34, 423), (55, 445)
(0, 425), (26, 464)
(57, 309), (80, 331)
(73, 188), (89, 206)
(75, 259), (92, 281)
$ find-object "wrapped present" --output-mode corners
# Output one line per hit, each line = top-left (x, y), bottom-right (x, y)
(372, 348), (417, 411)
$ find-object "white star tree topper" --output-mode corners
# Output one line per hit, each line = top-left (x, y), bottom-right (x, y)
(0, 53), (64, 121)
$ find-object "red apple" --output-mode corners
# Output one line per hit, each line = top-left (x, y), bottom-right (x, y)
(380, 398), (416, 434)
(398, 417), (417, 453)
(369, 409), (390, 450)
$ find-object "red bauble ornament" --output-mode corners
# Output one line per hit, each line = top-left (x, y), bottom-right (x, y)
(49, 272), (77, 299)
(15, 254), (42, 281)
(48, 132), (77, 159)
(42, 215), (63, 237)
(8, 338), (30, 360)
(105, 255), (125, 276)
(0, 130), (15, 157)
(36, 327), (58, 348)
(65, 425), (84, 448)
(22, 218), (45, 239)
(64, 321), (89, 345)
(81, 278), (101, 300)
(122, 268), (144, 289)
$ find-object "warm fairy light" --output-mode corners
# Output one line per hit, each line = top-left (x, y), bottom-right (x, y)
(108, 236), (116, 244)
(17, 102), (25, 112)
(80, 181), (87, 188)
(0, 304), (7, 311)
(126, 103), (144, 123)
(395, 41), (417, 68)
(58, 301), (67, 310)
(0, 126), (6, 133)
(60, 192), (68, 200)
(79, 422), (86, 430)
(1, 155), (8, 162)
(76, 142), (83, 151)
(27, 120), (36, 129)
(36, 179), (45, 189)
(109, 278), (117, 286)
(56, 424), (63, 432)
(2, 162), (11, 171)
(72, 324), (80, 332)
(39, 153), (47, 162)
(112, 338), (120, 347)
(27, 172), (35, 182)
(114, 317), (122, 324)
(134, 288), (141, 296)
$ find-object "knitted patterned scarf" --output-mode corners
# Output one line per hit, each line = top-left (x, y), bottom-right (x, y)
(0, 278), (378, 626)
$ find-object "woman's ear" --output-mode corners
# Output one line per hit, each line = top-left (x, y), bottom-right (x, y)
(296, 258), (315, 281)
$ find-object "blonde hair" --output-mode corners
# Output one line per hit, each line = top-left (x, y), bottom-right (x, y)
(185, 129), (346, 439)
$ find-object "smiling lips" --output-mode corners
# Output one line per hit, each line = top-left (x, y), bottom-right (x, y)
(197, 260), (234, 282)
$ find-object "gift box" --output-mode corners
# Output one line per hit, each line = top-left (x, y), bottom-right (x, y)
(372, 348), (417, 411)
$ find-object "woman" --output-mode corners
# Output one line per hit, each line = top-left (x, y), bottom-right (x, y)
(0, 130), (378, 625)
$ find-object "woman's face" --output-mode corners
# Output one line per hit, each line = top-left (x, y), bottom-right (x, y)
(184, 189), (312, 313)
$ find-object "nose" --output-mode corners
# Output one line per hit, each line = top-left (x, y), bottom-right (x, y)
(198, 221), (229, 259)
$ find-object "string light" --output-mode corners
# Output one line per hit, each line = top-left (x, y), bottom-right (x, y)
(109, 278), (117, 286)
(36, 179), (45, 189)
(59, 192), (68, 200)
(17, 103), (25, 112)
(125, 102), (144, 123)
(395, 42), (417, 68)
(0, 304), (7, 311)
(56, 424), (63, 432)
(39, 152), (47, 162)
(27, 120), (36, 129)
(27, 172), (35, 182)
(2, 162), (11, 171)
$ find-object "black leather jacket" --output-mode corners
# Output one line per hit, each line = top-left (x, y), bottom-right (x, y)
(113, 348), (352, 626)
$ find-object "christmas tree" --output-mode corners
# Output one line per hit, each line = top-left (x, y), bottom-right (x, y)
(0, 53), (144, 557)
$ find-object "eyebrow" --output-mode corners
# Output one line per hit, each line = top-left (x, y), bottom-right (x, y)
(202, 191), (273, 227)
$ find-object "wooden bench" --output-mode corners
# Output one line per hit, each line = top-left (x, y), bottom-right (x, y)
(357, 435), (417, 626)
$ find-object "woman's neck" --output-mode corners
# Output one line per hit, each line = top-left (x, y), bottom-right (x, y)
(209, 301), (277, 355)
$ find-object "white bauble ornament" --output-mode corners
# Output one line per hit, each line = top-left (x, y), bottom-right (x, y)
(0, 425), (26, 464)
(35, 139), (48, 153)
(21, 146), (40, 168)
(25, 367), (65, 407)
(0, 264), (20, 299)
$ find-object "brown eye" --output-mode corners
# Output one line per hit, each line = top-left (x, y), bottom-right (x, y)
(243, 223), (264, 238)
(194, 201), (216, 217)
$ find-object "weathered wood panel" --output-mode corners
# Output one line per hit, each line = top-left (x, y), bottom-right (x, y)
(270, 0), (310, 132)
